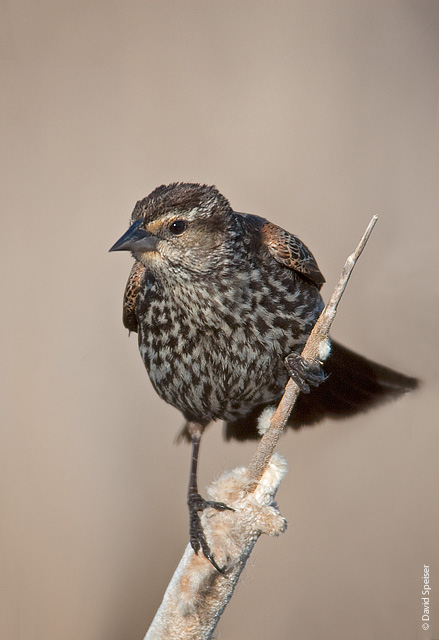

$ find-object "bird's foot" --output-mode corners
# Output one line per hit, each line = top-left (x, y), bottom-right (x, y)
(188, 492), (234, 573)
(285, 352), (327, 393)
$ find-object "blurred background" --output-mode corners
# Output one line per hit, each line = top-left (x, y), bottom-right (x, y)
(1, 1), (438, 639)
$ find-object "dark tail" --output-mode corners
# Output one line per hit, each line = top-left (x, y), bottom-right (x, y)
(225, 341), (418, 440)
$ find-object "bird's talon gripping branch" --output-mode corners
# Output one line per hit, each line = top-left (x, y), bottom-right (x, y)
(188, 492), (234, 514)
(188, 492), (233, 573)
(285, 352), (327, 394)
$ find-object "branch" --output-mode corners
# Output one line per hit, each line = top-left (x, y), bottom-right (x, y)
(143, 215), (378, 640)
(144, 454), (287, 640)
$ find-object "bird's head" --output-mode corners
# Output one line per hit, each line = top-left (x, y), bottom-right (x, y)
(110, 183), (237, 276)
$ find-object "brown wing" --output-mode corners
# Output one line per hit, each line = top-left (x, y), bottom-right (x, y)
(123, 261), (145, 333)
(261, 221), (325, 289)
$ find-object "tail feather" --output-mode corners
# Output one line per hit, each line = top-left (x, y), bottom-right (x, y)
(225, 341), (418, 440)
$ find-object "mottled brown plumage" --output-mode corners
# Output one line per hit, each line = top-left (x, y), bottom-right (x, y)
(123, 261), (146, 333)
(110, 182), (417, 569)
(261, 221), (326, 288)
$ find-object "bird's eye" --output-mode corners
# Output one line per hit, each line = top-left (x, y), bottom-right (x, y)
(168, 220), (187, 236)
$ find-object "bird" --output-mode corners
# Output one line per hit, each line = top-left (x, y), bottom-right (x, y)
(110, 182), (418, 570)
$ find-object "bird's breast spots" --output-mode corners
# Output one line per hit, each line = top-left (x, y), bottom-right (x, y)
(140, 338), (286, 421)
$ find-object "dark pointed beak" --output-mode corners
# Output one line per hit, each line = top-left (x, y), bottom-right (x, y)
(109, 219), (158, 253)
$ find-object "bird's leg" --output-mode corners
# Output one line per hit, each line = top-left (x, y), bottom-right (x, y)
(186, 422), (234, 573)
(285, 352), (327, 394)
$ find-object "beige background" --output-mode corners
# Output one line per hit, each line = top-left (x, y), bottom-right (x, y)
(1, 1), (438, 639)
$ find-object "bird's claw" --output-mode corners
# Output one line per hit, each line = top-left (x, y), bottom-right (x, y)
(285, 352), (326, 393)
(188, 492), (234, 573)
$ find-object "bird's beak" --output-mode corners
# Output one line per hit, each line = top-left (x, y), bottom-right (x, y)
(109, 219), (158, 253)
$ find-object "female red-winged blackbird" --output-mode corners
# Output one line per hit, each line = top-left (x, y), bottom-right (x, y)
(110, 182), (417, 570)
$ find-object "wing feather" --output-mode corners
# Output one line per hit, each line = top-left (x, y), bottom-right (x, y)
(122, 261), (145, 333)
(261, 221), (325, 289)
